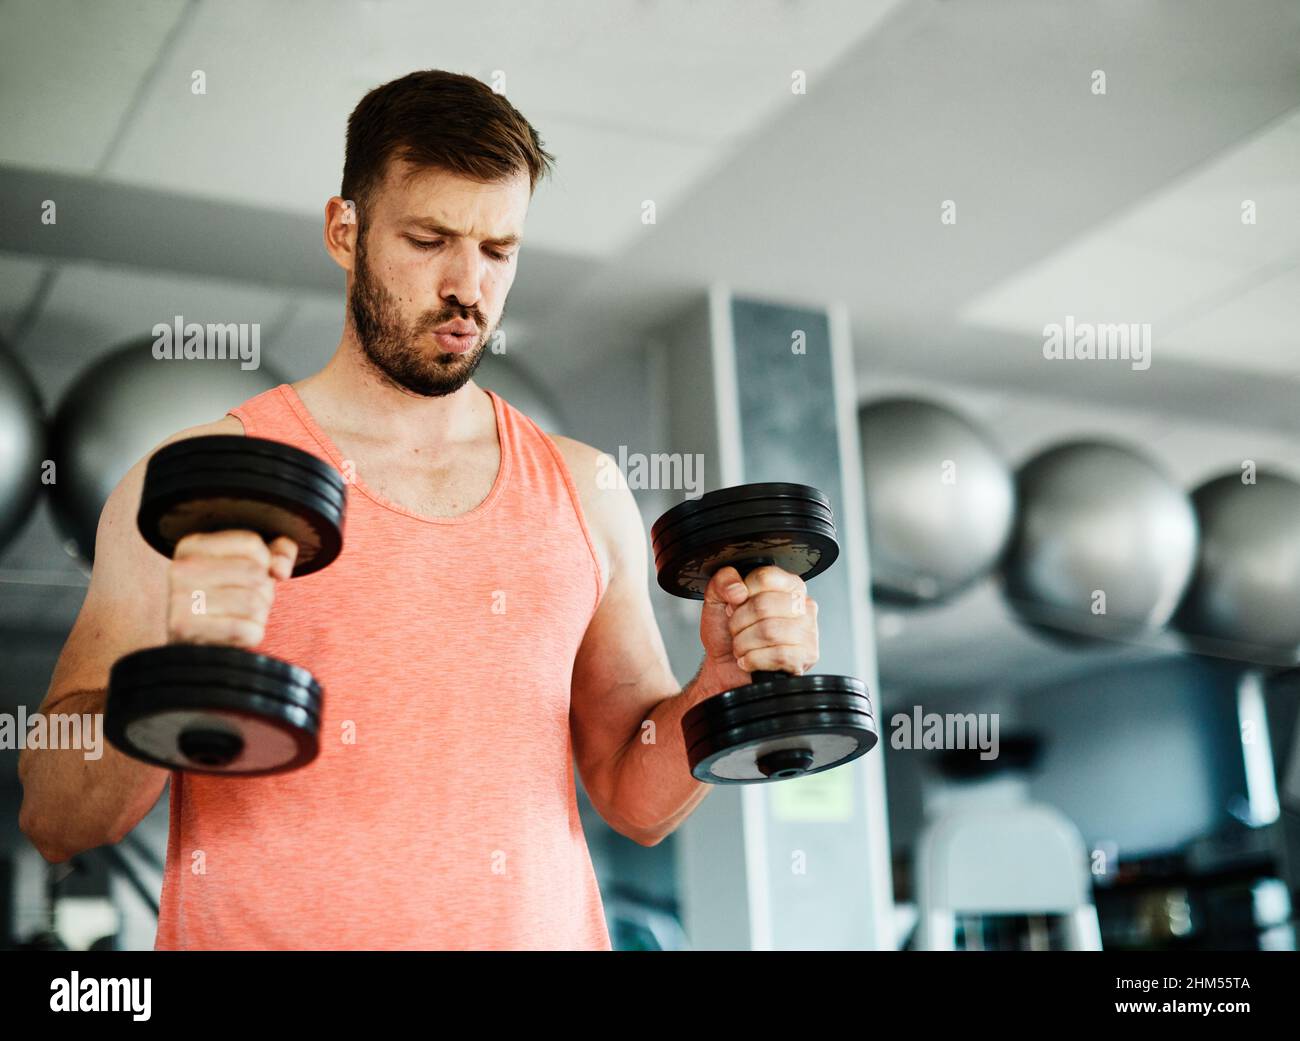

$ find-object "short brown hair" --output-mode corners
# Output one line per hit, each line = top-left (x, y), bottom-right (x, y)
(341, 70), (555, 229)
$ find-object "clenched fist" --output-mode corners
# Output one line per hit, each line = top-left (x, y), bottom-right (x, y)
(698, 564), (819, 690)
(167, 531), (298, 649)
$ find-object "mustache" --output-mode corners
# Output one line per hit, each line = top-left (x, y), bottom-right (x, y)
(415, 311), (486, 335)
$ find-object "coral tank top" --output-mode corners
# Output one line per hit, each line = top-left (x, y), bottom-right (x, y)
(153, 383), (611, 950)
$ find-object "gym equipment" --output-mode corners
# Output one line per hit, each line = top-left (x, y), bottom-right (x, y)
(651, 483), (877, 784)
(1174, 470), (1300, 663)
(105, 435), (346, 775)
(914, 801), (1103, 951)
(1002, 441), (1197, 643)
(49, 338), (280, 562)
(0, 339), (45, 554)
(858, 398), (1014, 605)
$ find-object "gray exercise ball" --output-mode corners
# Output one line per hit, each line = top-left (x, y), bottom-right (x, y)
(858, 398), (1015, 604)
(476, 356), (566, 436)
(0, 340), (45, 554)
(49, 339), (281, 562)
(1173, 470), (1300, 664)
(1002, 441), (1198, 643)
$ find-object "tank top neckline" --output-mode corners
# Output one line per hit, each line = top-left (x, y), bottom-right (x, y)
(273, 382), (513, 526)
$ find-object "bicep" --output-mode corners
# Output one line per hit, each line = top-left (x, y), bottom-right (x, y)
(568, 482), (678, 801)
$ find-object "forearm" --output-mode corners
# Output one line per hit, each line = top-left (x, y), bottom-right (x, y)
(17, 689), (169, 862)
(608, 661), (735, 842)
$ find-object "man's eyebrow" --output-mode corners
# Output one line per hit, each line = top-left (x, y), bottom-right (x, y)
(402, 218), (521, 248)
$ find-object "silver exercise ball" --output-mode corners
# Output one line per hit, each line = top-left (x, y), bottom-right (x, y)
(1173, 470), (1300, 664)
(476, 356), (567, 436)
(0, 340), (45, 554)
(858, 398), (1015, 604)
(49, 339), (281, 562)
(1002, 441), (1198, 643)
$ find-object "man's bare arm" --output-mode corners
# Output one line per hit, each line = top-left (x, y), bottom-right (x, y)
(557, 440), (742, 846)
(17, 415), (242, 861)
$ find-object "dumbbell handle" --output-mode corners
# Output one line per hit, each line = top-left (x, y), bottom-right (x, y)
(730, 556), (791, 686)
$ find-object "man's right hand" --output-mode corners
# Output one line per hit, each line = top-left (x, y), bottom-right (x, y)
(167, 531), (297, 648)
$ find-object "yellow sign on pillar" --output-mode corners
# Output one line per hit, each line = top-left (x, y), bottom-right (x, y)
(771, 767), (855, 822)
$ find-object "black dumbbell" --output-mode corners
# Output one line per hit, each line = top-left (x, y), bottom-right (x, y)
(652, 483), (877, 784)
(105, 436), (346, 776)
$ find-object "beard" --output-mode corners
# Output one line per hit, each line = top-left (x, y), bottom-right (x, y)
(348, 233), (491, 398)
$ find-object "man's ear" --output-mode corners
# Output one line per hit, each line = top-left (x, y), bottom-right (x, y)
(323, 197), (359, 272)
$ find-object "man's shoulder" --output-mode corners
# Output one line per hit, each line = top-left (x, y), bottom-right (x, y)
(542, 433), (630, 519)
(541, 434), (643, 593)
(543, 432), (601, 484)
(167, 414), (246, 443)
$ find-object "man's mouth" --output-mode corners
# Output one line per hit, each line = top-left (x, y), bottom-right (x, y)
(431, 330), (477, 353)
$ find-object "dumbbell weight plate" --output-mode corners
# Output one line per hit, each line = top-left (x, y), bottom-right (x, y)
(144, 434), (343, 491)
(651, 500), (834, 575)
(652, 483), (838, 597)
(142, 452), (344, 521)
(110, 698), (319, 776)
(107, 646), (321, 775)
(651, 486), (831, 561)
(686, 707), (878, 784)
(651, 490), (832, 549)
(651, 482), (832, 541)
(138, 435), (346, 576)
(656, 525), (838, 599)
(683, 698), (874, 755)
(110, 645), (323, 714)
(682, 673), (872, 748)
(683, 672), (875, 783)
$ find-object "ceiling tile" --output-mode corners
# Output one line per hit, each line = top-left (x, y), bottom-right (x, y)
(0, 0), (188, 172)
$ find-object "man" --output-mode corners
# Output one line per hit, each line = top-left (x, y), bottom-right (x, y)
(18, 70), (820, 950)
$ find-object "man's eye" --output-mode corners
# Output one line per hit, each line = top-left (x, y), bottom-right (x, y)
(410, 238), (510, 261)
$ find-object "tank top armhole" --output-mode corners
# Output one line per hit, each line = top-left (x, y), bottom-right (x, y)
(226, 406), (253, 436)
(530, 422), (606, 615)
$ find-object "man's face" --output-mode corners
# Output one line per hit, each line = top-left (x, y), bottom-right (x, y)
(348, 160), (528, 397)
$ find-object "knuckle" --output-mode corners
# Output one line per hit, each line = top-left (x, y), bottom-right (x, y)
(172, 533), (206, 557)
(234, 556), (268, 581)
(243, 538), (272, 565)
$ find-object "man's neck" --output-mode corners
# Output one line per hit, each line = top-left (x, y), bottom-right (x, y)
(293, 336), (487, 450)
